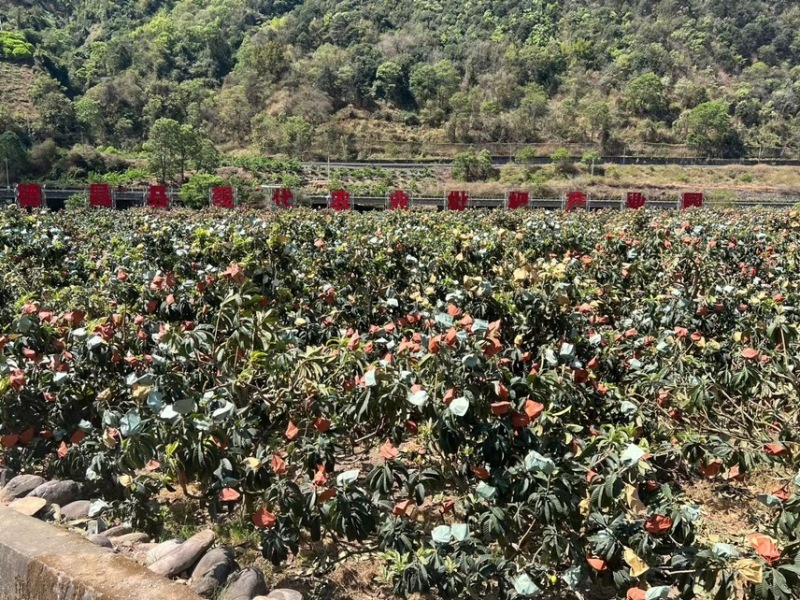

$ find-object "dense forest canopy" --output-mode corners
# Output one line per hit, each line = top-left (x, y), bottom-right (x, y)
(1, 0), (800, 173)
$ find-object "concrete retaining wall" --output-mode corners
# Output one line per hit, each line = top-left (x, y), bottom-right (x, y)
(0, 506), (202, 600)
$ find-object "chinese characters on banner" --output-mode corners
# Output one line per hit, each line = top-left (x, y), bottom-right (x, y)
(447, 191), (469, 211)
(626, 192), (646, 209)
(17, 184), (43, 208)
(271, 187), (294, 209)
(147, 185), (170, 208)
(507, 191), (530, 210)
(330, 189), (351, 211)
(566, 192), (587, 212)
(211, 186), (235, 209)
(388, 189), (410, 210)
(89, 183), (113, 208)
(681, 193), (704, 209)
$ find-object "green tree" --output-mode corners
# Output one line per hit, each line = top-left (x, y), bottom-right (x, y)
(681, 101), (743, 158)
(372, 61), (405, 106)
(144, 118), (182, 182)
(452, 149), (496, 182)
(624, 73), (669, 117)
(550, 147), (574, 175)
(0, 131), (29, 186)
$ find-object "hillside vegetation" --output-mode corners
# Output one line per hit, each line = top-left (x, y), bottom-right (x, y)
(1, 0), (800, 180)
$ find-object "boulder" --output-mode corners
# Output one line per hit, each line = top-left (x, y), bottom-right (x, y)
(146, 539), (183, 565)
(149, 530), (216, 578)
(220, 568), (268, 600)
(189, 547), (238, 597)
(103, 524), (133, 538)
(86, 534), (113, 548)
(29, 480), (81, 506)
(0, 467), (12, 488)
(0, 474), (45, 501)
(8, 496), (48, 516)
(111, 532), (150, 545)
(262, 592), (304, 600)
(60, 500), (92, 521)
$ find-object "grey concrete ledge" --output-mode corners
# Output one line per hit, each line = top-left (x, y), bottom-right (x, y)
(0, 506), (202, 600)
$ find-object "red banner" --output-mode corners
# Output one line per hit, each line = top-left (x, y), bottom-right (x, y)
(330, 189), (351, 212)
(271, 187), (294, 209)
(566, 192), (587, 212)
(17, 184), (43, 208)
(447, 191), (469, 211)
(507, 191), (529, 210)
(147, 185), (170, 209)
(89, 183), (113, 208)
(389, 189), (410, 210)
(681, 192), (704, 209)
(626, 192), (646, 209)
(211, 186), (235, 209)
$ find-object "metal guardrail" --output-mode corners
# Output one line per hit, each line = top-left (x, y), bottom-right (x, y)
(0, 188), (797, 211)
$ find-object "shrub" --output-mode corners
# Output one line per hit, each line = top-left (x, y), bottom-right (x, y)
(452, 149), (497, 182)
(178, 172), (224, 209)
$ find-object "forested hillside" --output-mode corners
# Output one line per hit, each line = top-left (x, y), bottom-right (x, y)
(1, 0), (800, 178)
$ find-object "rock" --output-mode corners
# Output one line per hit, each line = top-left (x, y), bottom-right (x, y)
(29, 480), (82, 506)
(111, 532), (150, 545)
(0, 474), (45, 501)
(149, 530), (216, 578)
(60, 500), (92, 521)
(0, 467), (12, 488)
(220, 568), (268, 600)
(189, 547), (238, 598)
(40, 503), (61, 521)
(86, 534), (113, 548)
(86, 519), (107, 535)
(146, 539), (182, 565)
(9, 496), (48, 516)
(263, 591), (304, 600)
(103, 524), (133, 538)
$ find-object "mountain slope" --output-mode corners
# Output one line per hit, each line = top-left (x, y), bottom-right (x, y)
(1, 0), (800, 160)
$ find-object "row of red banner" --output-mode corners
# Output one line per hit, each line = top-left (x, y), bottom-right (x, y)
(13, 184), (705, 211)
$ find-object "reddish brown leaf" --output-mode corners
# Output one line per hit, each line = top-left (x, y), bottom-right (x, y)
(644, 515), (673, 535)
(317, 488), (337, 503)
(313, 465), (328, 487)
(285, 421), (299, 440)
(586, 556), (608, 572)
(443, 388), (456, 406)
(1, 434), (20, 449)
(471, 466), (490, 480)
(765, 443), (789, 457)
(218, 488), (241, 502)
(392, 500), (411, 517)
(699, 459), (722, 478)
(57, 441), (68, 458)
(747, 533), (781, 565)
(742, 347), (760, 360)
(313, 417), (331, 433)
(525, 400), (545, 420)
(380, 440), (399, 460)
(19, 427), (34, 445)
(271, 454), (287, 475)
(491, 402), (512, 415)
(252, 508), (277, 528)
